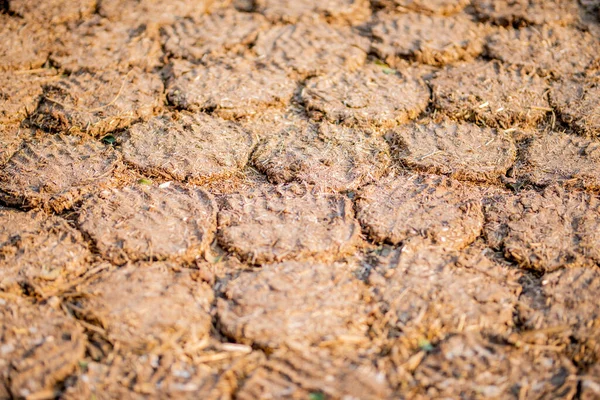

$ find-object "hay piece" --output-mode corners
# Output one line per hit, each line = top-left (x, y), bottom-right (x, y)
(78, 184), (216, 264)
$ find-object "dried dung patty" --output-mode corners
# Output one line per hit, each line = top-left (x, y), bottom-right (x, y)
(252, 120), (391, 192)
(0, 124), (23, 166)
(121, 112), (254, 184)
(371, 12), (486, 67)
(372, 0), (470, 15)
(68, 262), (214, 352)
(431, 61), (550, 128)
(238, 346), (391, 400)
(62, 349), (260, 400)
(486, 26), (600, 76)
(166, 58), (296, 119)
(0, 69), (59, 124)
(0, 209), (92, 295)
(161, 9), (268, 61)
(78, 184), (216, 264)
(484, 186), (600, 271)
(473, 0), (580, 26)
(217, 260), (371, 349)
(49, 18), (163, 73)
(356, 173), (484, 249)
(520, 131), (600, 190)
(389, 119), (517, 183)
(97, 0), (211, 25)
(369, 243), (520, 349)
(0, 134), (120, 212)
(413, 333), (577, 399)
(217, 186), (361, 264)
(8, 0), (96, 23)
(550, 78), (600, 137)
(31, 68), (163, 136)
(253, 0), (371, 24)
(0, 297), (86, 400)
(0, 16), (51, 71)
(301, 63), (430, 128)
(253, 22), (370, 77)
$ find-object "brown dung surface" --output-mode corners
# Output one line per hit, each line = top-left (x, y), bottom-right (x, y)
(389, 119), (517, 183)
(301, 63), (430, 128)
(217, 185), (361, 263)
(356, 173), (484, 249)
(371, 12), (486, 67)
(166, 58), (296, 119)
(2, 1), (600, 397)
(484, 186), (600, 271)
(78, 184), (216, 264)
(431, 60), (550, 128)
(31, 68), (163, 136)
(121, 112), (255, 183)
(0, 134), (120, 212)
(253, 119), (391, 191)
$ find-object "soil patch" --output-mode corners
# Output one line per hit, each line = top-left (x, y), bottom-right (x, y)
(0, 134), (120, 212)
(356, 173), (484, 249)
(371, 12), (486, 67)
(121, 112), (254, 184)
(389, 119), (517, 183)
(431, 60), (550, 129)
(252, 119), (391, 192)
(301, 63), (430, 128)
(217, 260), (371, 349)
(78, 184), (216, 264)
(166, 58), (296, 119)
(31, 68), (163, 136)
(217, 185), (361, 264)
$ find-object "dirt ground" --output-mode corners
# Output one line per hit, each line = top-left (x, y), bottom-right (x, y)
(1, 0), (600, 398)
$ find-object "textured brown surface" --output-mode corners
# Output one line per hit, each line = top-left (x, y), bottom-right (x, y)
(0, 69), (59, 124)
(253, 0), (371, 24)
(0, 297), (86, 399)
(97, 0), (211, 24)
(0, 124), (24, 166)
(473, 0), (580, 26)
(356, 173), (484, 249)
(254, 22), (370, 77)
(486, 26), (600, 76)
(372, 0), (470, 15)
(389, 119), (517, 183)
(162, 9), (268, 61)
(550, 77), (600, 137)
(520, 130), (600, 191)
(0, 208), (92, 295)
(431, 61), (550, 128)
(0, 134), (120, 212)
(78, 185), (216, 264)
(8, 0), (96, 23)
(31, 69), (163, 136)
(166, 58), (296, 118)
(0, 16), (51, 71)
(253, 119), (391, 192)
(413, 333), (577, 399)
(302, 63), (430, 128)
(217, 260), (371, 349)
(50, 18), (163, 73)
(371, 12), (485, 67)
(121, 112), (254, 183)
(484, 186), (600, 271)
(217, 185), (361, 264)
(68, 262), (214, 352)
